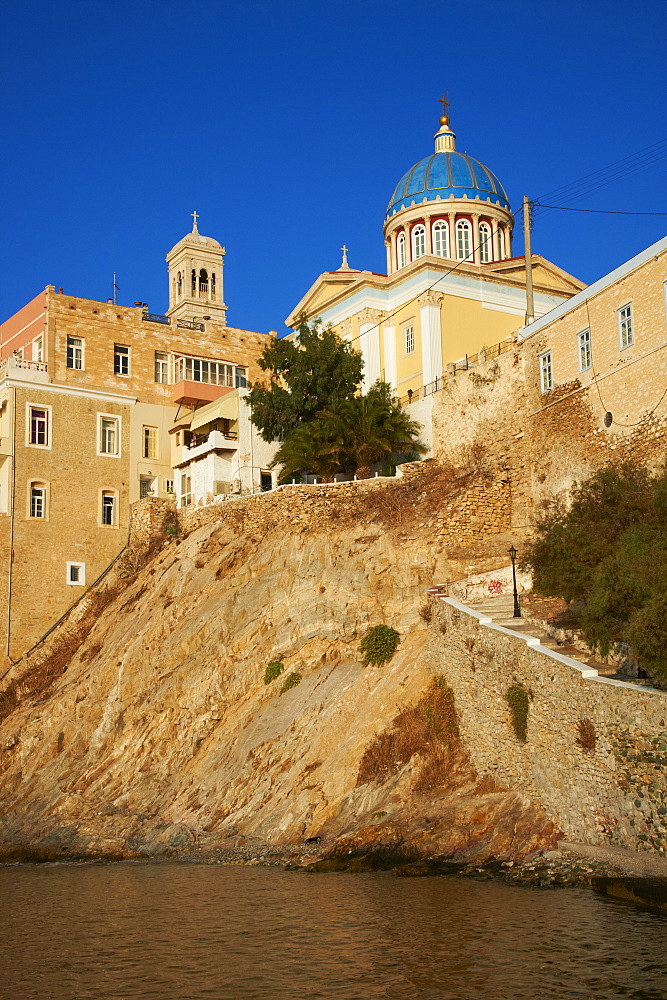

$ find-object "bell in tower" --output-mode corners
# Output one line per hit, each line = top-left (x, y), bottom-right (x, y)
(166, 212), (227, 324)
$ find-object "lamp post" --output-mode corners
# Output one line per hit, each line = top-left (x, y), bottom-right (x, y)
(508, 545), (521, 618)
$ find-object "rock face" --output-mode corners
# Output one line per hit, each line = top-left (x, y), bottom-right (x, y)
(0, 466), (557, 860)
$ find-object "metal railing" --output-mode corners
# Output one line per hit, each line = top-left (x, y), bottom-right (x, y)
(176, 319), (205, 332)
(397, 336), (514, 407)
(142, 311), (171, 325)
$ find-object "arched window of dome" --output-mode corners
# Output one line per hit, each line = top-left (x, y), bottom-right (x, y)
(479, 222), (492, 263)
(176, 271), (182, 298)
(397, 233), (406, 269)
(432, 220), (449, 258)
(497, 228), (505, 260)
(199, 268), (209, 295)
(456, 220), (473, 262)
(411, 225), (426, 260)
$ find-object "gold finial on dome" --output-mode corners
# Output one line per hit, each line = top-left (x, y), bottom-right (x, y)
(435, 93), (456, 152)
(438, 93), (450, 127)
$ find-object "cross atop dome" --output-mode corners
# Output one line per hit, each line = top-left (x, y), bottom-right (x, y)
(434, 93), (456, 152)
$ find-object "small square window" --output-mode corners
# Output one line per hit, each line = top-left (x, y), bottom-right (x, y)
(618, 304), (633, 350)
(540, 351), (553, 392)
(67, 337), (83, 370)
(114, 344), (130, 376)
(404, 325), (415, 355)
(165, 479), (174, 494)
(67, 562), (86, 586)
(578, 329), (592, 371)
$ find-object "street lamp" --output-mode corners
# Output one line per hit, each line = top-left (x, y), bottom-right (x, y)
(508, 545), (521, 618)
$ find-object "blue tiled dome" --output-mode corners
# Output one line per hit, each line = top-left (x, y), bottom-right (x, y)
(387, 150), (510, 218)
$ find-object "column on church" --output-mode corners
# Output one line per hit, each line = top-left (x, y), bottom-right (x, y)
(360, 321), (381, 392)
(472, 213), (481, 265)
(390, 231), (397, 274)
(418, 292), (444, 388)
(491, 219), (499, 261)
(382, 322), (397, 394)
(448, 213), (457, 258)
(424, 219), (432, 256)
(385, 240), (391, 274)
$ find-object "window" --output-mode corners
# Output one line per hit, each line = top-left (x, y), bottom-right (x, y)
(143, 426), (158, 460)
(199, 268), (209, 294)
(432, 220), (449, 258)
(176, 271), (183, 298)
(33, 336), (43, 362)
(28, 406), (49, 447)
(411, 225), (426, 260)
(618, 303), (633, 349)
(578, 329), (592, 371)
(540, 351), (553, 392)
(173, 355), (237, 387)
(235, 367), (248, 388)
(29, 482), (47, 519)
(397, 233), (406, 269)
(479, 222), (492, 263)
(99, 414), (120, 456)
(260, 471), (273, 492)
(165, 479), (174, 494)
(66, 336), (83, 370)
(180, 472), (192, 507)
(114, 344), (130, 376)
(456, 220), (473, 261)
(101, 491), (116, 526)
(67, 562), (86, 586)
(404, 324), (415, 355)
(154, 352), (169, 384)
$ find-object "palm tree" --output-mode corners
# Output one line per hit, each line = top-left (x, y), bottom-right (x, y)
(270, 419), (342, 483)
(321, 381), (427, 479)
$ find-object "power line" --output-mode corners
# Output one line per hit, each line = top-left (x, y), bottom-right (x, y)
(536, 138), (667, 204)
(534, 203), (667, 216)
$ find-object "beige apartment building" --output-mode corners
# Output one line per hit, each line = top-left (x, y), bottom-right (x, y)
(0, 220), (274, 665)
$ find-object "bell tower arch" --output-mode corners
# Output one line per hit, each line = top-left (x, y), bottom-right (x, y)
(166, 212), (227, 324)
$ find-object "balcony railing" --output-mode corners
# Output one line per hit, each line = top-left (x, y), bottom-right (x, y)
(142, 311), (171, 325)
(0, 357), (49, 380)
(176, 319), (205, 332)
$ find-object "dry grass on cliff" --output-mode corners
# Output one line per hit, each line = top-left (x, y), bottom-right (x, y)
(356, 678), (466, 792)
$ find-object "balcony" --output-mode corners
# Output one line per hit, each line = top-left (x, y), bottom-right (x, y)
(172, 381), (234, 406)
(0, 357), (49, 384)
(176, 430), (239, 465)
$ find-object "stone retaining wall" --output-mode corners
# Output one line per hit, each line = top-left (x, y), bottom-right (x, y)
(428, 597), (667, 853)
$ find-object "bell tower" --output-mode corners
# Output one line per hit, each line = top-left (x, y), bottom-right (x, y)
(166, 212), (227, 324)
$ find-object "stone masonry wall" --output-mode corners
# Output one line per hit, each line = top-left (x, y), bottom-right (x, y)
(428, 597), (667, 853)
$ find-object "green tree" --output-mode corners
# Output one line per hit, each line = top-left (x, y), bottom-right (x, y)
(320, 380), (427, 479)
(522, 462), (667, 684)
(247, 318), (364, 442)
(271, 380), (427, 482)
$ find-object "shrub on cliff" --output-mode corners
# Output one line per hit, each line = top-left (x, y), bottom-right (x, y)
(522, 462), (667, 685)
(280, 672), (302, 694)
(506, 683), (529, 742)
(360, 625), (401, 666)
(264, 661), (285, 685)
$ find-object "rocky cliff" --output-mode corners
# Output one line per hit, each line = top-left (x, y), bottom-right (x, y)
(0, 464), (557, 861)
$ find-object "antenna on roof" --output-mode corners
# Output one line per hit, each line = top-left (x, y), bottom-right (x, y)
(113, 272), (120, 306)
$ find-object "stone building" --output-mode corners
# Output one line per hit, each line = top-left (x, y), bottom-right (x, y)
(286, 103), (585, 447)
(0, 219), (276, 663)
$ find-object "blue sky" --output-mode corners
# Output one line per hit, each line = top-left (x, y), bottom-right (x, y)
(2, 0), (666, 334)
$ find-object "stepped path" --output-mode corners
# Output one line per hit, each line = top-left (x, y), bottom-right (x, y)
(465, 595), (618, 677)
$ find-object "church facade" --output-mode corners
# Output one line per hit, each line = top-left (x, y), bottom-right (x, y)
(286, 106), (585, 444)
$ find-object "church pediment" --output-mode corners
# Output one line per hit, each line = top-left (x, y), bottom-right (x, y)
(285, 270), (368, 327)
(488, 255), (585, 294)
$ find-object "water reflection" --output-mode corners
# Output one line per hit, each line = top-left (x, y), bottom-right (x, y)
(0, 863), (665, 999)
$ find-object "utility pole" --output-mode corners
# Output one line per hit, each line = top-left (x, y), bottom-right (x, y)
(523, 195), (534, 325)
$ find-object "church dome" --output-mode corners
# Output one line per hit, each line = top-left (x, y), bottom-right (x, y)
(168, 213), (222, 255)
(386, 149), (510, 218)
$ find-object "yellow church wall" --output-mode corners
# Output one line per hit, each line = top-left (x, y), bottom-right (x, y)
(439, 295), (520, 364)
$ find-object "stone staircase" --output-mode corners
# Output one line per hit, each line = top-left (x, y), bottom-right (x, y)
(466, 595), (619, 677)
